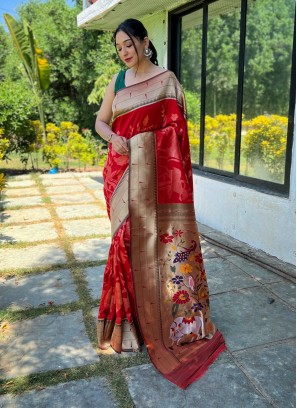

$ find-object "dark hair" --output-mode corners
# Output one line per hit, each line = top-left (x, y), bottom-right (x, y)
(112, 18), (158, 66)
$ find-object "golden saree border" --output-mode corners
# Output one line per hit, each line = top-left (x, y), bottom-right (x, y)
(112, 70), (186, 121)
(110, 168), (129, 237)
(129, 132), (182, 374)
(129, 132), (226, 388)
(97, 319), (141, 353)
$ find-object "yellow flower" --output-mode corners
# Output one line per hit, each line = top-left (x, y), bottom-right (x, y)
(179, 263), (193, 274)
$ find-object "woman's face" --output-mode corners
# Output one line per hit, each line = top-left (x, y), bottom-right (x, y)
(115, 30), (147, 68)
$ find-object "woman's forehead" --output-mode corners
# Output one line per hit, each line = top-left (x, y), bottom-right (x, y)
(115, 30), (134, 45)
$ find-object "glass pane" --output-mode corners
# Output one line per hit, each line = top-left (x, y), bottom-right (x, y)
(204, 1), (241, 171)
(240, 0), (295, 184)
(180, 9), (203, 164)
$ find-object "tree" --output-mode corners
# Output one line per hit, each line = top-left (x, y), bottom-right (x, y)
(17, 0), (119, 129)
(4, 13), (50, 138)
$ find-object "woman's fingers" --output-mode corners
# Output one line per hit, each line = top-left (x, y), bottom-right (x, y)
(112, 135), (129, 155)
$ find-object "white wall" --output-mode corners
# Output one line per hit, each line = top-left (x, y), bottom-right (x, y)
(141, 11), (167, 69)
(193, 131), (296, 265)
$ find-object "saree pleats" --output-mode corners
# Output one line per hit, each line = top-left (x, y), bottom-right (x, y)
(98, 165), (141, 352)
(98, 70), (226, 387)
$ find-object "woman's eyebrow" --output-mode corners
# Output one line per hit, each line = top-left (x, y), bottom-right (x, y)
(116, 39), (132, 46)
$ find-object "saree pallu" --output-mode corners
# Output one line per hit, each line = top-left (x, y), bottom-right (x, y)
(97, 70), (226, 389)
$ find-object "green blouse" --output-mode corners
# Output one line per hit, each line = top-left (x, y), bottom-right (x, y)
(114, 70), (126, 93)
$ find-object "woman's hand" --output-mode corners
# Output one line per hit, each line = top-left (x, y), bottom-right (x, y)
(111, 135), (129, 155)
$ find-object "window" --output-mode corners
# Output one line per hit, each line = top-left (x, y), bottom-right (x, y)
(169, 0), (295, 194)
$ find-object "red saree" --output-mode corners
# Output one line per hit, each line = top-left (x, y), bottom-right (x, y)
(97, 70), (226, 389)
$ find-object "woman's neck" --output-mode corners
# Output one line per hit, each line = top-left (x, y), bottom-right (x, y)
(130, 60), (155, 76)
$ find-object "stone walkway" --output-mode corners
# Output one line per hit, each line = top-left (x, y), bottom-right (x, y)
(0, 172), (295, 408)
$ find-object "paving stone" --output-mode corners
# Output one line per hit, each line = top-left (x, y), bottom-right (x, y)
(210, 287), (296, 352)
(41, 178), (80, 186)
(39, 173), (76, 179)
(123, 357), (270, 408)
(0, 377), (118, 408)
(85, 183), (104, 191)
(4, 187), (41, 197)
(78, 177), (104, 186)
(72, 238), (110, 262)
(0, 208), (51, 224)
(205, 242), (234, 257)
(201, 241), (220, 259)
(0, 310), (99, 379)
(62, 218), (110, 238)
(7, 175), (33, 180)
(198, 223), (216, 235)
(55, 204), (107, 219)
(1, 222), (58, 243)
(0, 269), (78, 310)
(227, 255), (284, 283)
(6, 180), (36, 188)
(50, 193), (95, 204)
(0, 243), (67, 271)
(265, 281), (296, 307)
(1, 195), (44, 208)
(84, 265), (105, 299)
(44, 184), (86, 195)
(204, 257), (259, 294)
(93, 190), (105, 200)
(234, 341), (296, 408)
(74, 171), (102, 178)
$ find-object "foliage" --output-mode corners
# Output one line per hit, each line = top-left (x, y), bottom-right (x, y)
(4, 13), (50, 136)
(0, 172), (7, 200)
(187, 122), (199, 147)
(0, 26), (10, 80)
(188, 113), (287, 181)
(184, 90), (200, 124)
(242, 115), (288, 181)
(0, 128), (9, 200)
(0, 128), (10, 161)
(181, 0), (294, 119)
(16, 0), (119, 128)
(0, 79), (39, 164)
(204, 114), (236, 168)
(87, 34), (121, 105)
(42, 122), (65, 168)
(41, 121), (107, 170)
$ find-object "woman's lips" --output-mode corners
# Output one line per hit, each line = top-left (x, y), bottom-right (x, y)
(125, 57), (132, 62)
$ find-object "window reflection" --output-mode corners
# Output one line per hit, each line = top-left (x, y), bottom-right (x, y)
(204, 2), (241, 171)
(181, 10), (203, 163)
(240, 0), (295, 183)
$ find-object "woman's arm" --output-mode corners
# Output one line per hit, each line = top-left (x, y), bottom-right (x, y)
(95, 75), (129, 156)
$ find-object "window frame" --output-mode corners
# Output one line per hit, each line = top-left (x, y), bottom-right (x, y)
(168, 0), (296, 196)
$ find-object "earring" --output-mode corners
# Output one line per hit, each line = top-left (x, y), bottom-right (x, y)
(144, 48), (153, 59)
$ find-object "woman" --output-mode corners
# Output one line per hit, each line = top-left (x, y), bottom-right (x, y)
(95, 18), (226, 389)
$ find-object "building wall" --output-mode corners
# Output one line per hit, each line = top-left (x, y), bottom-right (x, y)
(141, 12), (168, 69)
(145, 12), (296, 266)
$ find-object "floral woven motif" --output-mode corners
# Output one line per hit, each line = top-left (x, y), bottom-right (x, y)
(159, 226), (213, 349)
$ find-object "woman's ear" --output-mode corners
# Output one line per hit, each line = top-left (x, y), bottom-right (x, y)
(144, 36), (150, 48)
